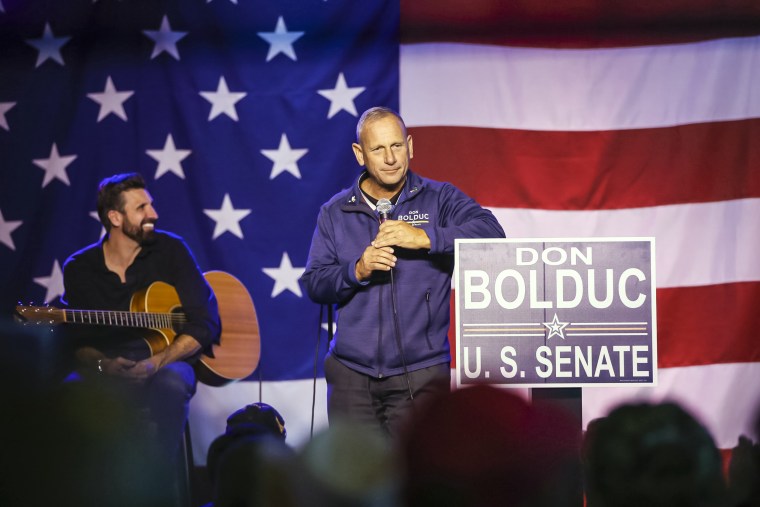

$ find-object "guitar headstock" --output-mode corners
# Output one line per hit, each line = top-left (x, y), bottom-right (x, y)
(15, 304), (66, 326)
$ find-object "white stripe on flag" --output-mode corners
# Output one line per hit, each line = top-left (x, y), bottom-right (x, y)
(488, 198), (760, 289)
(401, 36), (760, 131)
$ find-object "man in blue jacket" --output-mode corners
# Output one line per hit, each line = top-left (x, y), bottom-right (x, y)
(302, 107), (505, 436)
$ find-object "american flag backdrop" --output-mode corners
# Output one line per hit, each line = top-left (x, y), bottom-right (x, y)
(400, 0), (760, 462)
(1, 0), (759, 464)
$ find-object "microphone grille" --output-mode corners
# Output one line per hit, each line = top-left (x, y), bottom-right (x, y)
(376, 198), (394, 215)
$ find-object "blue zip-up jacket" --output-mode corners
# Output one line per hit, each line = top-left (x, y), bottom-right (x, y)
(302, 171), (506, 378)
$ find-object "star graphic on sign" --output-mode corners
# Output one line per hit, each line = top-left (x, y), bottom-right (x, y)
(262, 252), (305, 298)
(200, 76), (247, 121)
(89, 211), (106, 239)
(0, 102), (16, 131)
(543, 313), (569, 340)
(142, 15), (187, 60)
(33, 260), (64, 304)
(257, 16), (304, 62)
(33, 143), (77, 188)
(87, 76), (134, 122)
(204, 193), (251, 240)
(318, 72), (365, 119)
(260, 133), (308, 179)
(0, 209), (23, 251)
(26, 22), (71, 67)
(146, 133), (191, 179)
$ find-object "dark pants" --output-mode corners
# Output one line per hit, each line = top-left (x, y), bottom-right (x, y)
(325, 354), (451, 437)
(65, 361), (196, 455)
(58, 362), (197, 506)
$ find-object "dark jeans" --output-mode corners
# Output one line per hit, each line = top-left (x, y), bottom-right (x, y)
(325, 354), (451, 437)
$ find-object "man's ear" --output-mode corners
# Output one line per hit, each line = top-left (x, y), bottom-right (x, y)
(107, 209), (122, 229)
(408, 134), (414, 159)
(352, 142), (365, 166)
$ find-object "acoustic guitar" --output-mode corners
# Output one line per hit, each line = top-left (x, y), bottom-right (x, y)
(15, 270), (260, 387)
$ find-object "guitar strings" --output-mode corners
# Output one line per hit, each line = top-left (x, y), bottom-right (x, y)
(64, 309), (188, 327)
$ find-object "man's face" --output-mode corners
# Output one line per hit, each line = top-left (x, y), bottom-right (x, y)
(116, 188), (158, 244)
(352, 115), (413, 196)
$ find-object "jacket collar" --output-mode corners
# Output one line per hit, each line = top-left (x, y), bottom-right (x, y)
(342, 170), (425, 211)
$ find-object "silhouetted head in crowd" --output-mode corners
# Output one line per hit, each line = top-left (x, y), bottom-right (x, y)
(205, 403), (293, 507)
(0, 319), (172, 507)
(225, 402), (287, 440)
(298, 421), (400, 507)
(584, 401), (727, 507)
(725, 401), (760, 507)
(399, 385), (581, 507)
(207, 402), (287, 485)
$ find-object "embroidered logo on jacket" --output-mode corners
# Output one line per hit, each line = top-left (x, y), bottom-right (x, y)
(398, 209), (430, 226)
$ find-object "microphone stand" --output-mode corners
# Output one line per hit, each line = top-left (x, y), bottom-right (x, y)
(377, 199), (414, 400)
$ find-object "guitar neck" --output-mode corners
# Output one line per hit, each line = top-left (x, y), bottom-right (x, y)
(64, 309), (186, 330)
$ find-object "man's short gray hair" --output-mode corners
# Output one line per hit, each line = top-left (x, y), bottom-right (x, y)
(355, 106), (407, 143)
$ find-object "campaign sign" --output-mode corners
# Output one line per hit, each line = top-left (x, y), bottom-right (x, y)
(455, 238), (657, 388)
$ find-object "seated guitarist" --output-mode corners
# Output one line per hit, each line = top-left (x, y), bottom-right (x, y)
(61, 172), (221, 460)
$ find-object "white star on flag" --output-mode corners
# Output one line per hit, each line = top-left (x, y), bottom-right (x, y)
(146, 133), (191, 179)
(25, 22), (71, 67)
(89, 211), (106, 239)
(543, 313), (569, 340)
(142, 15), (187, 60)
(257, 16), (304, 62)
(87, 76), (134, 122)
(322, 321), (337, 335)
(33, 260), (64, 304)
(0, 209), (22, 251)
(262, 252), (305, 298)
(0, 102), (15, 131)
(317, 72), (366, 119)
(200, 76), (247, 121)
(204, 193), (251, 239)
(260, 133), (308, 179)
(33, 143), (77, 187)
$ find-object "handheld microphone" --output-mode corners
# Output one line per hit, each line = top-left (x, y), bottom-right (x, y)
(376, 198), (394, 223)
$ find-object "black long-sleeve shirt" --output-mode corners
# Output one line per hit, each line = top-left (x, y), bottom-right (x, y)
(61, 230), (220, 362)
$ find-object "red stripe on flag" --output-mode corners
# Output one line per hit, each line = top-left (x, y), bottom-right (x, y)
(401, 0), (760, 47)
(657, 282), (760, 368)
(410, 120), (760, 210)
